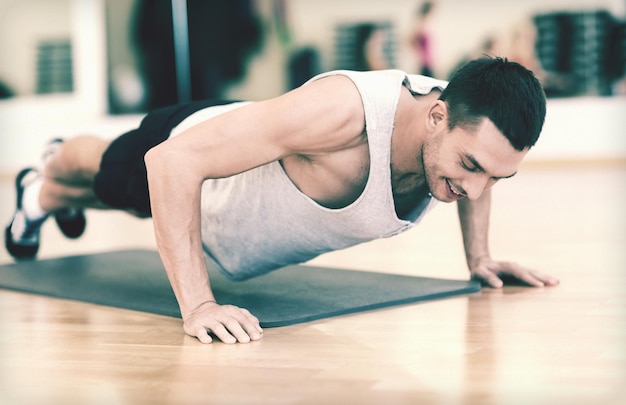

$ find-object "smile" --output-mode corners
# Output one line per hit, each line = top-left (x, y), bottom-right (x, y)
(445, 179), (465, 200)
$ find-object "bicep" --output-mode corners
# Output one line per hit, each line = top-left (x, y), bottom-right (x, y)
(149, 75), (365, 181)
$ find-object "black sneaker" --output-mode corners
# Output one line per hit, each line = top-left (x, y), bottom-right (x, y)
(4, 168), (48, 259)
(54, 208), (86, 239)
(41, 138), (87, 239)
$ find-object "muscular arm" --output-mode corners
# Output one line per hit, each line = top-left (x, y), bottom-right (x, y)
(144, 75), (365, 343)
(457, 188), (492, 274)
(145, 147), (242, 342)
(457, 189), (559, 288)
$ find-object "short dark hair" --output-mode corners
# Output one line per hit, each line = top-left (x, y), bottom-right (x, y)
(439, 56), (546, 151)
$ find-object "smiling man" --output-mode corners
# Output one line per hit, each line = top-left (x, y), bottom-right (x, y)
(5, 56), (559, 344)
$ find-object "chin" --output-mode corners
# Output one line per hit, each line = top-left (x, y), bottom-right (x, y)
(429, 179), (452, 203)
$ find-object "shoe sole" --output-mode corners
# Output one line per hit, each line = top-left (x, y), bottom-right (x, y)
(4, 168), (40, 259)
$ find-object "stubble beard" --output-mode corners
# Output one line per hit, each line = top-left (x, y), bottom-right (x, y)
(420, 138), (444, 202)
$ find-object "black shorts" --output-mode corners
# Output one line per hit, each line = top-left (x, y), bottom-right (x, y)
(93, 99), (237, 216)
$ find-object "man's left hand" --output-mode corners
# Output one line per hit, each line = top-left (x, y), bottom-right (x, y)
(469, 257), (560, 288)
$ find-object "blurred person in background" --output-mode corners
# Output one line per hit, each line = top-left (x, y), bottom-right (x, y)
(409, 0), (437, 76)
(353, 23), (391, 71)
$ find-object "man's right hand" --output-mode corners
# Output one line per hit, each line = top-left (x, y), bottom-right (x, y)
(182, 301), (263, 344)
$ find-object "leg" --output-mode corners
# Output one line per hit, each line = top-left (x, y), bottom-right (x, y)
(4, 135), (112, 259)
(39, 179), (110, 212)
(39, 135), (111, 211)
(5, 100), (219, 259)
(43, 135), (110, 189)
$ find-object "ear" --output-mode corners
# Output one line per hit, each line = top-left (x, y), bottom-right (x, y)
(427, 100), (447, 130)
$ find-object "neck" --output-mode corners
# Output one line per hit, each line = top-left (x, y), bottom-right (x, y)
(391, 88), (437, 178)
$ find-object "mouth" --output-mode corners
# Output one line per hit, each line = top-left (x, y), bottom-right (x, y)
(445, 179), (465, 200)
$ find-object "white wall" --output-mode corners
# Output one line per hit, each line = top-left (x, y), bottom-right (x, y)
(530, 96), (626, 161)
(0, 0), (73, 94)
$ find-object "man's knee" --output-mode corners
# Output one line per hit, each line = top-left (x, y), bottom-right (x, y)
(45, 136), (110, 183)
(73, 136), (110, 178)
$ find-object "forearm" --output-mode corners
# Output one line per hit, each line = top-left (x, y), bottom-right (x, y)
(457, 189), (491, 268)
(145, 145), (215, 318)
(456, 189), (560, 288)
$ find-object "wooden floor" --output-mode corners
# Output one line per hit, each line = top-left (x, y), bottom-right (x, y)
(0, 162), (624, 404)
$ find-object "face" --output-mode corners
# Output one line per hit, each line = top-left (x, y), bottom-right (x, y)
(421, 117), (528, 203)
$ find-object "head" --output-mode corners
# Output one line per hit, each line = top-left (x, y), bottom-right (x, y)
(440, 56), (546, 152)
(418, 1), (435, 18)
(420, 56), (546, 202)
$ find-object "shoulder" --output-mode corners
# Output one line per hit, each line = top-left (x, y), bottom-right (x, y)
(283, 74), (366, 140)
(301, 69), (412, 117)
(218, 73), (367, 157)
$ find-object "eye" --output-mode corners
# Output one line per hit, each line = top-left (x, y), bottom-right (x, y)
(461, 160), (480, 173)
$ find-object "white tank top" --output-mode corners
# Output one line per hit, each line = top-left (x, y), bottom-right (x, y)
(170, 70), (447, 281)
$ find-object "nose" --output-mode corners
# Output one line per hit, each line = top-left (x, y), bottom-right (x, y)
(461, 174), (492, 201)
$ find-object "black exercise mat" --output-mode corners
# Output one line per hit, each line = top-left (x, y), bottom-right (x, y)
(0, 249), (480, 327)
